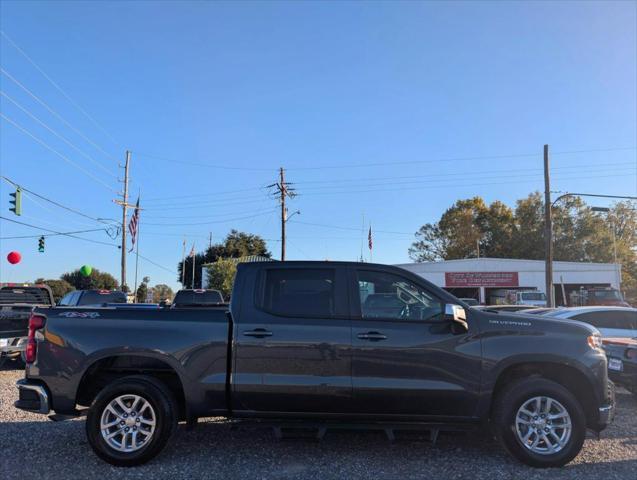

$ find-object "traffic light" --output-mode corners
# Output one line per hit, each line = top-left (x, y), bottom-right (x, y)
(38, 236), (45, 253)
(9, 187), (22, 216)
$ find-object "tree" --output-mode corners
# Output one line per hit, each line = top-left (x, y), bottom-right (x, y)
(60, 268), (119, 290)
(206, 258), (237, 299)
(151, 284), (174, 303)
(409, 197), (514, 261)
(136, 283), (148, 303)
(409, 194), (637, 301)
(35, 278), (74, 302)
(178, 230), (271, 288)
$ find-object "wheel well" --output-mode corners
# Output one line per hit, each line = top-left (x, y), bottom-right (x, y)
(491, 362), (598, 425)
(76, 355), (186, 419)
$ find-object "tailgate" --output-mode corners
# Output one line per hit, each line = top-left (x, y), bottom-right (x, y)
(0, 305), (32, 339)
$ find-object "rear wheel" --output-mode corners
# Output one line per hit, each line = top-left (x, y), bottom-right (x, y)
(86, 375), (178, 466)
(492, 377), (586, 468)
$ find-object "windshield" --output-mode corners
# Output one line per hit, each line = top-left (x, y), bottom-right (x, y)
(174, 290), (224, 305)
(521, 292), (546, 301)
(591, 290), (622, 300)
(79, 291), (127, 305)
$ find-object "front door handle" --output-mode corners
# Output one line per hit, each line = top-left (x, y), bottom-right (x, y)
(243, 328), (273, 338)
(357, 331), (387, 341)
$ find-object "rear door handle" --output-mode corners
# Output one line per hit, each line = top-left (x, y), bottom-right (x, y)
(243, 328), (273, 338)
(357, 331), (387, 341)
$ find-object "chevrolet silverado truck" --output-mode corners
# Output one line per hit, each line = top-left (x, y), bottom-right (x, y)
(0, 284), (55, 367)
(15, 261), (614, 468)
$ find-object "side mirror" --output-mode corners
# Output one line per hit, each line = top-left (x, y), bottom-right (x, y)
(445, 304), (468, 332)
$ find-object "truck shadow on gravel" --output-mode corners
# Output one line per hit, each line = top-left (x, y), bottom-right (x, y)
(2, 391), (636, 480)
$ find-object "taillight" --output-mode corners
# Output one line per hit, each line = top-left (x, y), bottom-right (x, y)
(26, 313), (46, 364)
(626, 349), (637, 360)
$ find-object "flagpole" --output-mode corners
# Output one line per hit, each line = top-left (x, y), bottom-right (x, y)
(369, 223), (373, 263)
(181, 239), (186, 286)
(191, 244), (196, 288)
(133, 192), (141, 303)
(360, 212), (365, 262)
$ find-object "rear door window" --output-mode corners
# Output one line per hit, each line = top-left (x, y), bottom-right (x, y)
(258, 268), (336, 317)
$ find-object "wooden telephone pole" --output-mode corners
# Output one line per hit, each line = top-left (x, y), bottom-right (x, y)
(543, 144), (554, 308)
(268, 168), (297, 261)
(114, 151), (131, 291)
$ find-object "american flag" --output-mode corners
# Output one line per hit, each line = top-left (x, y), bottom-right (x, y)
(128, 197), (140, 252)
(189, 243), (196, 257)
(368, 225), (373, 251)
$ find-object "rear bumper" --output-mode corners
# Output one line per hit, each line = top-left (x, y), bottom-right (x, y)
(0, 336), (27, 354)
(15, 379), (50, 415)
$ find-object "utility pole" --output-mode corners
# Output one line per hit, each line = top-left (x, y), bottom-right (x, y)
(209, 232), (213, 250)
(114, 151), (131, 292)
(268, 168), (297, 261)
(543, 144), (554, 307)
(280, 168), (286, 261)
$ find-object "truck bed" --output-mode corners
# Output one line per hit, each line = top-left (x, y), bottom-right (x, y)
(29, 306), (231, 417)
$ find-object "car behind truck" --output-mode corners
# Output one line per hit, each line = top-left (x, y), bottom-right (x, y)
(16, 261), (614, 468)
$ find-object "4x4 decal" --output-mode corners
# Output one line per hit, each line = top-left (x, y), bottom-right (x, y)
(57, 311), (101, 318)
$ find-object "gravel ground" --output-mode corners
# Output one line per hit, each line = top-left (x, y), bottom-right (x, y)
(1, 365), (635, 479)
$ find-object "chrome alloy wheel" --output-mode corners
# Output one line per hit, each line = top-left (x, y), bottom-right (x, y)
(515, 396), (572, 455)
(100, 394), (156, 452)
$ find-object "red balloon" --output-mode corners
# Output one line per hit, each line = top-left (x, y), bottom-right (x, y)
(7, 251), (21, 264)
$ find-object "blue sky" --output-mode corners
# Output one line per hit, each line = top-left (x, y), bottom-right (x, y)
(1, 0), (636, 290)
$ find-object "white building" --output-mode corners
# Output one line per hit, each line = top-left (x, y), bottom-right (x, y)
(395, 258), (622, 305)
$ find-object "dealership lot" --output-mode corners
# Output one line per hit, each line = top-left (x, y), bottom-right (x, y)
(0, 367), (635, 480)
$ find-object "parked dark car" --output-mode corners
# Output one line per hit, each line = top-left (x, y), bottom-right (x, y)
(603, 337), (637, 395)
(0, 284), (55, 366)
(171, 288), (224, 307)
(16, 262), (614, 468)
(58, 289), (127, 307)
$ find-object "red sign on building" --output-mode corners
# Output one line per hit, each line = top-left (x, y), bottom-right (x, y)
(445, 271), (519, 288)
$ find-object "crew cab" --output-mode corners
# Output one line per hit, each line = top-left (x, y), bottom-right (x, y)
(15, 262), (614, 468)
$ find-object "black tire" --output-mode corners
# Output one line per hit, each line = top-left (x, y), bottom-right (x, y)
(86, 375), (178, 467)
(492, 377), (586, 468)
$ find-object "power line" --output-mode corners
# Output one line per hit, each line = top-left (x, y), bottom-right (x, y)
(0, 67), (118, 161)
(1, 91), (117, 177)
(136, 253), (178, 275)
(0, 112), (116, 192)
(142, 209), (279, 226)
(135, 151), (277, 172)
(0, 176), (114, 224)
(293, 161), (636, 186)
(284, 147), (636, 171)
(0, 227), (108, 239)
(289, 220), (413, 235)
(297, 166), (637, 193)
(143, 205), (279, 220)
(0, 215), (120, 247)
(291, 172), (636, 197)
(0, 30), (121, 147)
(144, 185), (268, 202)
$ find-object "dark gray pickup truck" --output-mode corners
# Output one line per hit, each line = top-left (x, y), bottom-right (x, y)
(16, 261), (614, 468)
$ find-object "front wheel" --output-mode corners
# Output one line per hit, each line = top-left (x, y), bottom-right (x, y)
(86, 375), (178, 467)
(492, 377), (587, 468)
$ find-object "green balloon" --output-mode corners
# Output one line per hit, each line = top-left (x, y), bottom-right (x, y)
(80, 265), (92, 277)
